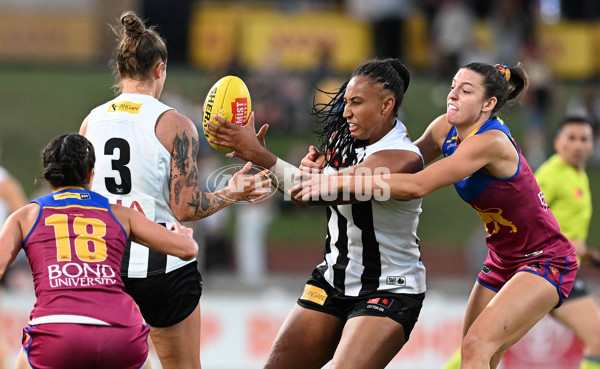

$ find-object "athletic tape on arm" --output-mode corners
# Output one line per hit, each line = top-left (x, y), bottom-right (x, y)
(269, 158), (302, 200)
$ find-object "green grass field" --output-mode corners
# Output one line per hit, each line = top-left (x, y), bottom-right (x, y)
(1, 65), (598, 251)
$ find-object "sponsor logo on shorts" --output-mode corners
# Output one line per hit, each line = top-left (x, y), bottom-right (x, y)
(482, 265), (493, 275)
(524, 250), (544, 258)
(367, 297), (394, 312)
(386, 276), (406, 286)
(300, 284), (327, 306)
(108, 101), (142, 114)
(518, 262), (542, 273)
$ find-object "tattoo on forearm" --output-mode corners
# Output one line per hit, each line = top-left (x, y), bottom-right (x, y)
(187, 192), (200, 215)
(187, 191), (226, 217)
(173, 132), (190, 176)
(168, 174), (178, 192)
(200, 191), (211, 212)
(174, 181), (183, 205)
(186, 166), (199, 188)
(192, 136), (199, 164)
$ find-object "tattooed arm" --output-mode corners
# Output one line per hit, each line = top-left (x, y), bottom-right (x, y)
(156, 110), (237, 221)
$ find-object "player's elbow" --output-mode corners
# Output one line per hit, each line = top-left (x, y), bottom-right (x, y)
(393, 182), (427, 200)
(409, 186), (427, 199)
(172, 206), (203, 222)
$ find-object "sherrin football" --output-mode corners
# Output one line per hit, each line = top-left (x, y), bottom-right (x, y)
(202, 75), (251, 151)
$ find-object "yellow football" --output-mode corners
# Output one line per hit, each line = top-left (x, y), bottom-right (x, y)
(202, 75), (251, 151)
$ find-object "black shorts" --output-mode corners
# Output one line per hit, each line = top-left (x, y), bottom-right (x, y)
(296, 268), (425, 340)
(564, 274), (589, 301)
(123, 261), (203, 328)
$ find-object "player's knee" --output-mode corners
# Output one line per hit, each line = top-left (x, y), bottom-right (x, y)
(460, 336), (476, 363)
(460, 332), (490, 363)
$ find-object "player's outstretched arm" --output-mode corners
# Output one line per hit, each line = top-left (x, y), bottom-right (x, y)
(292, 129), (507, 202)
(112, 204), (198, 261)
(413, 114), (449, 165)
(157, 110), (267, 220)
(206, 114), (310, 207)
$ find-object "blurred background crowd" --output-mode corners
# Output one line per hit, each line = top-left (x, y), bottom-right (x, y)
(1, 0), (600, 286)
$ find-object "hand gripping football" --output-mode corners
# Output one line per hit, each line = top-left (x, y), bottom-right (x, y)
(202, 75), (252, 151)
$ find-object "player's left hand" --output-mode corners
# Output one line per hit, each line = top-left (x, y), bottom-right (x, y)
(225, 161), (272, 202)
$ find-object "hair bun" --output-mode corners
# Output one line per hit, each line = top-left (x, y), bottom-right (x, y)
(121, 12), (145, 36)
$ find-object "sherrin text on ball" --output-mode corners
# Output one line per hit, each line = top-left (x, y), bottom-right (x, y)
(202, 75), (251, 151)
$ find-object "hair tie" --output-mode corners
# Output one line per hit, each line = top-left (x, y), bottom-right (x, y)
(494, 64), (511, 81)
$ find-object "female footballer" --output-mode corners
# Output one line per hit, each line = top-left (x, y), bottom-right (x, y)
(1, 134), (199, 369)
(207, 58), (427, 369)
(294, 62), (578, 369)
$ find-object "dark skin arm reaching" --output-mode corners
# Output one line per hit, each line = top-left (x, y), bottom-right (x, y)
(207, 113), (423, 206)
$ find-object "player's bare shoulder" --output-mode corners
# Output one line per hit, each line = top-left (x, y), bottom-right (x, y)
(9, 203), (41, 237)
(430, 114), (452, 137)
(155, 110), (198, 153)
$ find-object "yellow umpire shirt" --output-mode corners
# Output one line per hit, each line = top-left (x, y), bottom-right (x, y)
(535, 153), (592, 243)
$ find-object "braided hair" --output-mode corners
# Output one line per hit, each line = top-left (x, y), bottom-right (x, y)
(312, 58), (410, 169)
(42, 134), (95, 188)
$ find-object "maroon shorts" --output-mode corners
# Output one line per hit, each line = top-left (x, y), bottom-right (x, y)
(22, 323), (150, 369)
(477, 249), (578, 307)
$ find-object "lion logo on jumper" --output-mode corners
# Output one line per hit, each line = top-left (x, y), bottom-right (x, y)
(474, 206), (517, 234)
